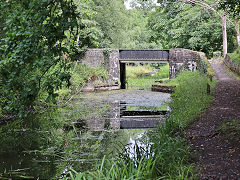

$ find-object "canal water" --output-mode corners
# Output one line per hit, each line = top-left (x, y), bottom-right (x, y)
(0, 90), (170, 179)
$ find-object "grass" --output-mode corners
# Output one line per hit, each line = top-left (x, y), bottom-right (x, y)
(71, 64), (109, 92)
(63, 70), (216, 180)
(164, 71), (216, 131)
(225, 66), (240, 80)
(126, 64), (154, 79)
(217, 120), (240, 142)
(126, 64), (169, 90)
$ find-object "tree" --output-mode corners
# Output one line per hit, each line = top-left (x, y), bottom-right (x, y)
(130, 0), (156, 15)
(121, 1), (162, 49)
(181, 0), (240, 55)
(0, 0), (90, 116)
(183, 0), (228, 55)
(149, 0), (235, 57)
(220, 1), (240, 16)
(73, 0), (102, 48)
(152, 0), (237, 56)
(220, 1), (240, 47)
(93, 0), (129, 48)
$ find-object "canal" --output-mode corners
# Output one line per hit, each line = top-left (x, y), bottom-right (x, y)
(0, 90), (170, 179)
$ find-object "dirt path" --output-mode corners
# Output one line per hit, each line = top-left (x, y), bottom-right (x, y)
(185, 59), (240, 179)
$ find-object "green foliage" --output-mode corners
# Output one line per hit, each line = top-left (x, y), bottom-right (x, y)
(92, 0), (161, 49)
(213, 51), (222, 58)
(126, 64), (169, 90)
(166, 71), (216, 133)
(0, 0), (83, 116)
(103, 48), (113, 61)
(63, 154), (157, 180)
(219, 0), (240, 17)
(126, 64), (154, 79)
(63, 138), (193, 180)
(225, 66), (240, 80)
(73, 0), (103, 48)
(71, 64), (109, 92)
(200, 56), (215, 76)
(93, 0), (129, 48)
(50, 63), (110, 103)
(228, 46), (240, 66)
(149, 1), (236, 57)
(218, 120), (240, 142)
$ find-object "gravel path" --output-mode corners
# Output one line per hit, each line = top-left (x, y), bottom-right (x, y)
(185, 59), (240, 179)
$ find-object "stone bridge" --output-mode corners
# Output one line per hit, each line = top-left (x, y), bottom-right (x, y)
(78, 48), (203, 91)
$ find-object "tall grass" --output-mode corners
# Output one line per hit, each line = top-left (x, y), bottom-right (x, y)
(71, 64), (109, 92)
(228, 46), (240, 66)
(126, 64), (169, 79)
(63, 70), (216, 180)
(166, 71), (216, 132)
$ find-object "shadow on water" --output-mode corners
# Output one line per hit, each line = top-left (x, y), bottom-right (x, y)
(0, 90), (170, 179)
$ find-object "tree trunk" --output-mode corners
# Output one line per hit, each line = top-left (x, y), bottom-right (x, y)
(222, 11), (227, 57)
(234, 19), (240, 47)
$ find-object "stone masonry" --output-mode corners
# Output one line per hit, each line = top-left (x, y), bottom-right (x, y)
(169, 48), (201, 78)
(78, 49), (120, 91)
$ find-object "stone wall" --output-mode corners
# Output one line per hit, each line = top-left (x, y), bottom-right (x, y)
(224, 54), (240, 75)
(80, 49), (105, 68)
(169, 48), (201, 78)
(78, 49), (120, 91)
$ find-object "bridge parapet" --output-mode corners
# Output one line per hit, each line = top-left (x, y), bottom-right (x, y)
(169, 48), (202, 78)
(119, 49), (169, 63)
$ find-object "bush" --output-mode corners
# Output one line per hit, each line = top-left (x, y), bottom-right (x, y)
(0, 0), (79, 117)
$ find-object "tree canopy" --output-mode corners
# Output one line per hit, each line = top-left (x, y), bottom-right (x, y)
(0, 0), (239, 116)
(0, 0), (82, 116)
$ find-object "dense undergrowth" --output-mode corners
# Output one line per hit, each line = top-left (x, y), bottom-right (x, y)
(63, 70), (216, 180)
(54, 64), (109, 103)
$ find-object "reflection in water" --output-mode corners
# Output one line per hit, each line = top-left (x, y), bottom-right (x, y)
(0, 90), (170, 179)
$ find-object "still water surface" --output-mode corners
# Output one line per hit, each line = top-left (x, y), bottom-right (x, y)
(0, 90), (170, 179)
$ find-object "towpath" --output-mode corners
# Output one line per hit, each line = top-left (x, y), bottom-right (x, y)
(185, 59), (240, 179)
